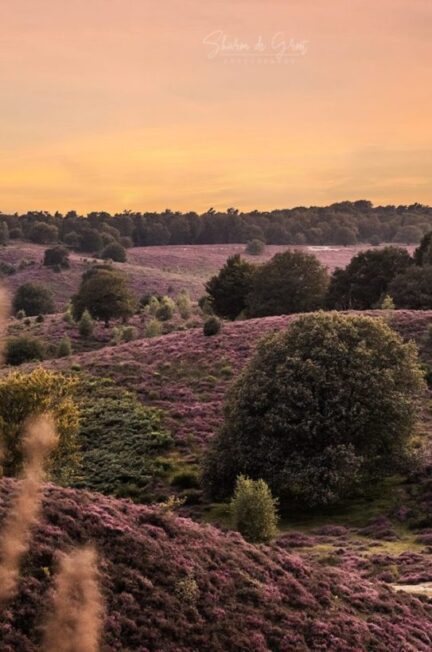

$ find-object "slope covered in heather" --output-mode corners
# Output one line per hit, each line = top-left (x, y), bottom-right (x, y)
(1, 479), (432, 652)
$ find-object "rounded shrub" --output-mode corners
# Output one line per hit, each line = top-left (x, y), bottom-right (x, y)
(57, 336), (72, 357)
(156, 297), (175, 321)
(204, 313), (424, 507)
(43, 245), (70, 269)
(203, 316), (221, 336)
(13, 283), (55, 316)
(231, 475), (278, 543)
(245, 239), (265, 256)
(5, 336), (45, 366)
(78, 309), (94, 337)
(101, 242), (127, 263)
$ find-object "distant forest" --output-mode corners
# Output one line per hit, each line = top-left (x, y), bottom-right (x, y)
(1, 200), (432, 249)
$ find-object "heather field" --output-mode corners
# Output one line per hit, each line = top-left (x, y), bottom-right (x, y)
(2, 479), (432, 652)
(0, 242), (415, 309)
(2, 241), (432, 650)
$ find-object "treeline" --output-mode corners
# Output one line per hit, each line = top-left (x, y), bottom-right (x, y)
(1, 201), (432, 248)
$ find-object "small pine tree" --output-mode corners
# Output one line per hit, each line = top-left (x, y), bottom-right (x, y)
(380, 294), (395, 310)
(57, 337), (72, 357)
(78, 309), (94, 337)
(63, 304), (74, 325)
(230, 475), (278, 543)
(176, 290), (192, 319)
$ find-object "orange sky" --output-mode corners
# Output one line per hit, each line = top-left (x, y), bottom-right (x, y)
(0, 0), (431, 213)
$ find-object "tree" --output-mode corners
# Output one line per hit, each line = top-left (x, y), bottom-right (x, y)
(13, 283), (55, 316)
(101, 242), (127, 262)
(205, 255), (256, 320)
(78, 309), (94, 337)
(0, 221), (9, 245)
(57, 336), (72, 357)
(393, 225), (423, 244)
(5, 336), (45, 366)
(247, 251), (329, 317)
(43, 245), (70, 268)
(245, 239), (265, 256)
(414, 231), (432, 265)
(389, 265), (432, 309)
(79, 227), (103, 253)
(29, 222), (58, 244)
(155, 296), (175, 321)
(204, 313), (423, 507)
(326, 246), (412, 310)
(72, 269), (135, 326)
(230, 475), (278, 543)
(333, 226), (357, 246)
(0, 368), (79, 482)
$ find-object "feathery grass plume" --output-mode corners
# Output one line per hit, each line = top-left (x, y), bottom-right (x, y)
(0, 413), (58, 603)
(42, 545), (104, 652)
(0, 284), (10, 362)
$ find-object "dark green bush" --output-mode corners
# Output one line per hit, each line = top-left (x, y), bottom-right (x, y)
(204, 313), (424, 508)
(5, 336), (45, 366)
(390, 265), (432, 309)
(13, 283), (55, 316)
(206, 255), (255, 320)
(101, 242), (127, 262)
(245, 239), (265, 256)
(203, 316), (221, 336)
(43, 245), (70, 268)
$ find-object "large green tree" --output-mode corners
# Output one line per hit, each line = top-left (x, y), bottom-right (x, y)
(204, 313), (423, 507)
(205, 254), (255, 320)
(326, 246), (412, 310)
(72, 267), (135, 326)
(246, 250), (328, 317)
(390, 265), (432, 309)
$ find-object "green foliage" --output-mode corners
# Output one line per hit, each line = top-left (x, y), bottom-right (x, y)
(43, 245), (70, 268)
(0, 368), (79, 482)
(326, 246), (412, 310)
(13, 283), (55, 316)
(0, 261), (15, 276)
(78, 309), (94, 337)
(63, 304), (74, 325)
(204, 313), (424, 508)
(415, 231), (432, 265)
(247, 250), (329, 317)
(145, 319), (162, 338)
(380, 294), (395, 310)
(5, 336), (45, 366)
(203, 316), (221, 336)
(176, 290), (192, 319)
(16, 310), (25, 320)
(111, 325), (137, 344)
(198, 295), (213, 316)
(170, 469), (200, 489)
(72, 268), (135, 326)
(73, 377), (172, 501)
(245, 239), (265, 256)
(57, 336), (72, 357)
(29, 222), (58, 244)
(230, 475), (278, 543)
(206, 255), (256, 320)
(390, 265), (432, 309)
(156, 296), (175, 321)
(101, 242), (127, 262)
(35, 314), (44, 323)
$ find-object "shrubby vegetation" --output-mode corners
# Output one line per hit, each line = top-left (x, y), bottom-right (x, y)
(73, 376), (172, 501)
(5, 335), (45, 366)
(390, 266), (432, 309)
(203, 316), (221, 336)
(230, 475), (278, 543)
(13, 283), (55, 316)
(101, 242), (127, 262)
(43, 245), (70, 269)
(245, 239), (265, 255)
(204, 313), (424, 507)
(0, 368), (79, 482)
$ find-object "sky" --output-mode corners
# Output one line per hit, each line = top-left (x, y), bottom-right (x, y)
(0, 0), (431, 213)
